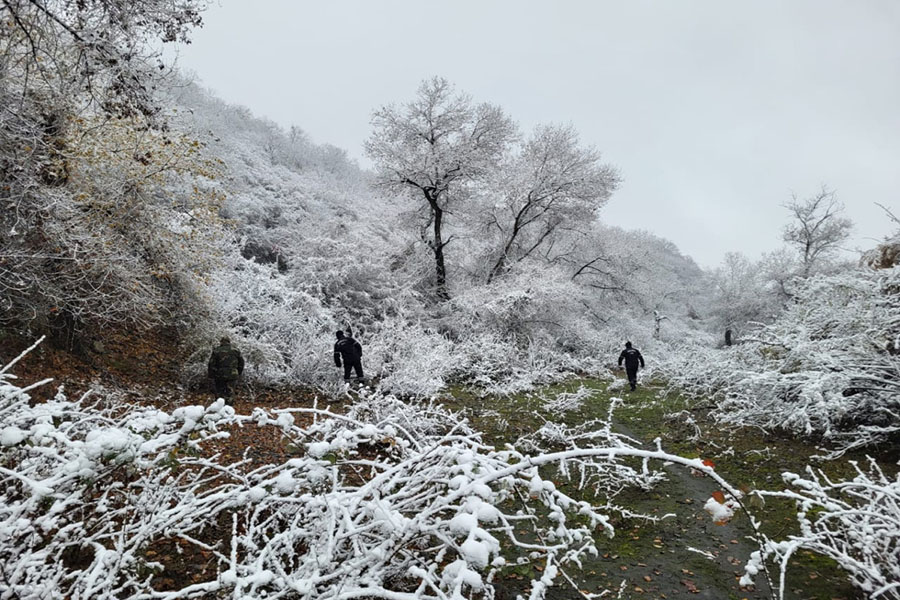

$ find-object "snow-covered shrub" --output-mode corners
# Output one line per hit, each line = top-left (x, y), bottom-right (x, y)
(285, 233), (425, 325)
(517, 397), (670, 495)
(658, 266), (900, 454)
(539, 384), (598, 414)
(742, 459), (900, 600)
(1, 343), (749, 600)
(0, 341), (242, 600)
(1, 1), (211, 338)
(2, 111), (225, 338)
(193, 256), (337, 384)
(222, 389), (742, 600)
(863, 233), (900, 270)
(449, 266), (585, 340)
(363, 316), (459, 397)
(442, 268), (615, 393)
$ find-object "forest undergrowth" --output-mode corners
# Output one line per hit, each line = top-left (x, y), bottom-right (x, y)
(4, 330), (896, 600)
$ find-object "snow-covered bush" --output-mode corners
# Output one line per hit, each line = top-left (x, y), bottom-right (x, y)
(363, 316), (459, 397)
(1, 5), (217, 339)
(1, 343), (749, 600)
(742, 458), (900, 600)
(538, 384), (599, 414)
(221, 388), (743, 600)
(658, 266), (900, 454)
(192, 256), (337, 384)
(0, 341), (242, 600)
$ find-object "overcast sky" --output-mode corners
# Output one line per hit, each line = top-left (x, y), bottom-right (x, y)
(173, 0), (899, 267)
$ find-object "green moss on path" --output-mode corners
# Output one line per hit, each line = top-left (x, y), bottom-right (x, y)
(438, 374), (891, 600)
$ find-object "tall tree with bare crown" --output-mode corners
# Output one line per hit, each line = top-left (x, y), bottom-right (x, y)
(365, 77), (516, 300)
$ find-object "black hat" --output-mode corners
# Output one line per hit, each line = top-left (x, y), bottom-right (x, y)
(335, 330), (345, 338)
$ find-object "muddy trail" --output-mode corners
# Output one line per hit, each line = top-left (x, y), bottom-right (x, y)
(566, 418), (774, 600)
(445, 379), (873, 600)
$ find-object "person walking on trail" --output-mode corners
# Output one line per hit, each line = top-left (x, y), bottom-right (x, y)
(207, 336), (244, 405)
(618, 341), (645, 391)
(334, 330), (364, 382)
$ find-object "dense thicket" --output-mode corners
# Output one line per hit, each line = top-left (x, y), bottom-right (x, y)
(664, 263), (900, 451)
(1, 0), (218, 347)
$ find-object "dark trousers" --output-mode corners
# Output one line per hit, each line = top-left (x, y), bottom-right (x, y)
(214, 378), (237, 403)
(343, 358), (364, 380)
(626, 366), (639, 390)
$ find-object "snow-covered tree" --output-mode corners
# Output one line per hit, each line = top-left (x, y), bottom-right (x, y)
(707, 251), (775, 339)
(782, 187), (853, 276)
(365, 77), (517, 300)
(1, 0), (212, 340)
(481, 124), (619, 283)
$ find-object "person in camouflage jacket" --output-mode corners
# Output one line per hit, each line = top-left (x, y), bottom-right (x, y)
(207, 336), (244, 404)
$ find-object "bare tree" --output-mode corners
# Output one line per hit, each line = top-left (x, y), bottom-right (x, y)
(782, 187), (853, 276)
(365, 77), (517, 300)
(711, 251), (771, 335)
(483, 124), (619, 283)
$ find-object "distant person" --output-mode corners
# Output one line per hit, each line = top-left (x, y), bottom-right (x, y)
(617, 341), (645, 391)
(207, 336), (244, 405)
(334, 330), (364, 382)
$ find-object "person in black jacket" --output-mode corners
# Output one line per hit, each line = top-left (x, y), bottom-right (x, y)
(617, 341), (645, 391)
(334, 330), (364, 382)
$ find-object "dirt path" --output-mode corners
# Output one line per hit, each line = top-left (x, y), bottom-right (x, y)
(575, 419), (774, 600)
(449, 380), (864, 600)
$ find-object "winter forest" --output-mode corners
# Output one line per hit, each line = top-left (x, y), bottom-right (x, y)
(1, 2), (899, 600)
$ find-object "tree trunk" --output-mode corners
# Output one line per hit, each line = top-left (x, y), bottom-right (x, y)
(432, 204), (449, 300)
